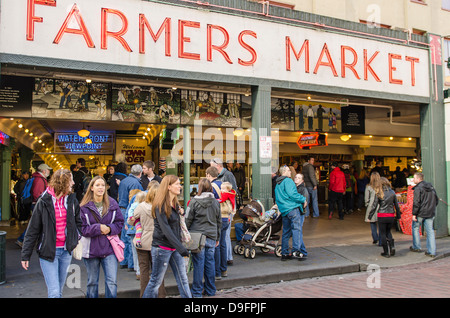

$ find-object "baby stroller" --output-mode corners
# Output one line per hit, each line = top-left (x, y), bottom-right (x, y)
(233, 200), (283, 259)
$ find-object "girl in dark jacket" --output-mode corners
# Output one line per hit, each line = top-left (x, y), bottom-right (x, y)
(21, 169), (82, 298)
(142, 175), (192, 298)
(185, 178), (221, 298)
(369, 177), (401, 258)
(79, 176), (124, 298)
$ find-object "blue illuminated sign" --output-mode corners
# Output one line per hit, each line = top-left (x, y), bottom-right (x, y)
(54, 132), (114, 154)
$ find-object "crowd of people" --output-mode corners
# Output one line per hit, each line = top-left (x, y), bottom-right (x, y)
(15, 155), (439, 298)
(17, 157), (242, 298)
(274, 156), (439, 260)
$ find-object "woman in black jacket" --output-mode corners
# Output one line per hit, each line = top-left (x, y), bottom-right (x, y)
(185, 178), (221, 298)
(21, 169), (82, 298)
(369, 177), (401, 258)
(142, 175), (192, 298)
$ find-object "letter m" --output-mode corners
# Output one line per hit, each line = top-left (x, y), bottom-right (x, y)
(286, 37), (309, 72)
(139, 15), (171, 56)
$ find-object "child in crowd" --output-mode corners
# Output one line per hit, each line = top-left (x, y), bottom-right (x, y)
(218, 182), (237, 216)
(127, 191), (147, 248)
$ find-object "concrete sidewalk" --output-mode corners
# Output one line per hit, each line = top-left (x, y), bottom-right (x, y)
(2, 230), (449, 298)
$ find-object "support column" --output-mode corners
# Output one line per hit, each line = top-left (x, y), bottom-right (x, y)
(421, 34), (448, 236)
(183, 127), (191, 210)
(250, 85), (273, 211)
(0, 140), (13, 222)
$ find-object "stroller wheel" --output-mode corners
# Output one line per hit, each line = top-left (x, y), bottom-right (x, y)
(233, 244), (241, 255)
(261, 247), (270, 253)
(275, 244), (282, 258)
(249, 248), (256, 259)
(237, 245), (245, 255)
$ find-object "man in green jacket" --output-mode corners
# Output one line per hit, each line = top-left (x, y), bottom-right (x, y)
(275, 166), (308, 261)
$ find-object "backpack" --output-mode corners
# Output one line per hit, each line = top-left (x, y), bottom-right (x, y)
(78, 170), (92, 196)
(20, 178), (34, 206)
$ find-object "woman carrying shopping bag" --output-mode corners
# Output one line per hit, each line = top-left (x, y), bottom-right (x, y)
(79, 176), (124, 298)
(185, 178), (221, 298)
(142, 175), (192, 298)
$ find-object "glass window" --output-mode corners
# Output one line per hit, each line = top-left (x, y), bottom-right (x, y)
(443, 0), (450, 10)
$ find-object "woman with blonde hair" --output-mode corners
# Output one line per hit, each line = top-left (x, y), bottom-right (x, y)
(369, 177), (401, 258)
(142, 175), (192, 298)
(365, 172), (381, 245)
(79, 176), (124, 298)
(129, 181), (167, 297)
(21, 169), (82, 298)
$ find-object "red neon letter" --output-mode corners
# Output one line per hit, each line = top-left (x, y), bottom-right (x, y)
(53, 4), (95, 48)
(139, 15), (171, 56)
(285, 37), (309, 72)
(238, 30), (257, 66)
(388, 53), (403, 85)
(101, 8), (132, 52)
(178, 20), (200, 60)
(207, 24), (232, 64)
(313, 43), (338, 76)
(26, 0), (56, 41)
(341, 46), (360, 79)
(405, 56), (419, 86)
(363, 49), (381, 82)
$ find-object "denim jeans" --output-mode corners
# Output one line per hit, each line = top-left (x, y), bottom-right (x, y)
(83, 254), (118, 298)
(281, 208), (307, 256)
(191, 237), (217, 297)
(306, 187), (320, 217)
(120, 208), (133, 268)
(39, 247), (72, 298)
(412, 217), (436, 255)
(215, 219), (230, 277)
(142, 246), (192, 298)
(370, 222), (380, 245)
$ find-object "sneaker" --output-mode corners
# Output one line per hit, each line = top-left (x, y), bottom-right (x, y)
(425, 252), (436, 258)
(15, 240), (23, 248)
(215, 276), (222, 280)
(409, 246), (423, 253)
(221, 271), (228, 278)
(281, 254), (292, 261)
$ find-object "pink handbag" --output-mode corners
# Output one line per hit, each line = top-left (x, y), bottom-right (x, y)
(107, 235), (125, 262)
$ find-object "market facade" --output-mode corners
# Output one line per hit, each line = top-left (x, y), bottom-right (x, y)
(0, 0), (447, 236)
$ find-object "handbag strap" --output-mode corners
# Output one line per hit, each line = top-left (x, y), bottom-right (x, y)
(211, 182), (222, 199)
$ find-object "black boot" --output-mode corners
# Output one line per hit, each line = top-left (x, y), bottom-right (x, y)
(381, 244), (390, 258)
(389, 239), (395, 256)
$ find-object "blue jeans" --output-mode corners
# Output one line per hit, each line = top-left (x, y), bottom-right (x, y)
(191, 238), (217, 297)
(215, 219), (230, 276)
(142, 246), (192, 298)
(370, 222), (380, 245)
(83, 254), (119, 298)
(120, 208), (133, 268)
(281, 208), (307, 256)
(412, 217), (436, 255)
(39, 248), (72, 298)
(306, 187), (320, 217)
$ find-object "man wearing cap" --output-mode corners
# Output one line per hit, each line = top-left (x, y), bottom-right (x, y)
(16, 163), (52, 247)
(328, 162), (346, 220)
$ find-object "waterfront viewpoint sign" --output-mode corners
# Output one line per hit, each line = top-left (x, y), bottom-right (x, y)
(0, 0), (430, 98)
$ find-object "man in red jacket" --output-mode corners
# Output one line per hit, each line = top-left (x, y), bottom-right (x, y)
(328, 162), (346, 220)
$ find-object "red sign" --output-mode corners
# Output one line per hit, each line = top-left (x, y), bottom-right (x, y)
(296, 133), (328, 149)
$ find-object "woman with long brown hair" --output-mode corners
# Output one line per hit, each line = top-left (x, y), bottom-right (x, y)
(79, 176), (124, 298)
(21, 168), (82, 298)
(369, 177), (401, 258)
(142, 175), (192, 298)
(129, 181), (167, 298)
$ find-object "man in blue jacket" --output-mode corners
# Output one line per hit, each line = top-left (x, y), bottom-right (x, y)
(275, 165), (308, 261)
(117, 164), (144, 270)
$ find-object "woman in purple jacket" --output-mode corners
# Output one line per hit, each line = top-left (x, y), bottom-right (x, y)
(80, 176), (124, 298)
